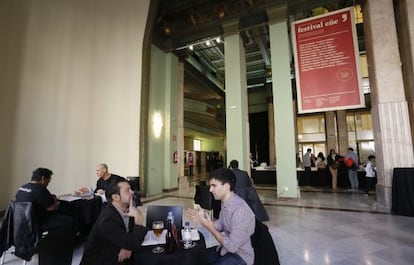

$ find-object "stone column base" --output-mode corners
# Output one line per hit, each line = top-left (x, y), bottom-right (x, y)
(376, 184), (392, 211)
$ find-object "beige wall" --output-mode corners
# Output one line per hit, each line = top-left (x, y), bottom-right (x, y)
(146, 45), (180, 195)
(0, 0), (150, 209)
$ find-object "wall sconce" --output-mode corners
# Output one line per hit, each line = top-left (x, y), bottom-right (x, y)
(152, 112), (163, 138)
(217, 6), (225, 19)
(164, 25), (172, 35)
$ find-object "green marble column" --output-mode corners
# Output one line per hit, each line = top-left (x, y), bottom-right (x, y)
(223, 20), (250, 170)
(268, 5), (299, 198)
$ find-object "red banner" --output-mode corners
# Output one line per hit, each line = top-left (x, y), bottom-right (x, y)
(292, 8), (365, 113)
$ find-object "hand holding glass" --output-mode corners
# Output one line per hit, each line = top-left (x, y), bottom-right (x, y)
(152, 221), (165, 253)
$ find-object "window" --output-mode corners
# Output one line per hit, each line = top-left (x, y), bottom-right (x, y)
(193, 139), (201, 151)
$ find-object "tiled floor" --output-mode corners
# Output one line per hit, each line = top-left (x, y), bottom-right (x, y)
(2, 177), (414, 265)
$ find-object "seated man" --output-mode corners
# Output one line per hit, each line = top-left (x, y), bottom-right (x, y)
(95, 163), (141, 206)
(228, 160), (253, 201)
(229, 159), (269, 222)
(94, 163), (123, 195)
(15, 167), (74, 231)
(187, 168), (255, 265)
(80, 177), (147, 265)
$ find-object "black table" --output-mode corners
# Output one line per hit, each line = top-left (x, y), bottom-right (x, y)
(134, 233), (207, 265)
(58, 195), (103, 237)
(392, 167), (414, 217)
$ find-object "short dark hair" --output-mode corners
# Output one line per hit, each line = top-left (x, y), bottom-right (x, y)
(368, 155), (375, 160)
(229, 160), (239, 169)
(31, 168), (53, 181)
(105, 177), (128, 202)
(208, 168), (236, 191)
(348, 147), (354, 152)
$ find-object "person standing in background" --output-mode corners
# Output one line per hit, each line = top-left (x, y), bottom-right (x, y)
(302, 148), (314, 187)
(296, 152), (302, 168)
(364, 155), (376, 196)
(345, 148), (359, 190)
(315, 152), (327, 188)
(188, 153), (193, 177)
(327, 149), (339, 191)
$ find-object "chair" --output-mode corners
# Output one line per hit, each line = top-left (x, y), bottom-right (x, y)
(194, 182), (221, 219)
(127, 176), (142, 206)
(146, 205), (183, 229)
(0, 201), (74, 265)
(0, 201), (41, 264)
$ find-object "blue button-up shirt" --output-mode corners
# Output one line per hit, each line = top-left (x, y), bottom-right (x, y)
(214, 193), (255, 265)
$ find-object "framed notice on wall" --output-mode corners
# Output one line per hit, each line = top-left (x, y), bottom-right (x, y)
(291, 7), (365, 113)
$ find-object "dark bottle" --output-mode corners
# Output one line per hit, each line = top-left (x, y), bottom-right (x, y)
(165, 219), (175, 253)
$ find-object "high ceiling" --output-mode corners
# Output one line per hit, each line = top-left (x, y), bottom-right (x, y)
(150, 0), (363, 140)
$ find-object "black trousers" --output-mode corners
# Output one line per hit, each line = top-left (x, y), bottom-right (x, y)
(364, 177), (375, 194)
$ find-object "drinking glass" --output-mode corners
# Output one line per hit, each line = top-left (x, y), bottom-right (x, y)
(152, 221), (165, 253)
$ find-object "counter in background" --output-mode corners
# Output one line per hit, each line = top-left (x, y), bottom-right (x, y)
(251, 168), (277, 185)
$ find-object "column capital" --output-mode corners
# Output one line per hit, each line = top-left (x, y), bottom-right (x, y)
(222, 19), (239, 37)
(267, 4), (288, 25)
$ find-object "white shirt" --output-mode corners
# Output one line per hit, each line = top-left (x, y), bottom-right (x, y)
(365, 161), (376, 177)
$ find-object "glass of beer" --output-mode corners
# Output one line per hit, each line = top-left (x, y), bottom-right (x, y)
(152, 221), (165, 253)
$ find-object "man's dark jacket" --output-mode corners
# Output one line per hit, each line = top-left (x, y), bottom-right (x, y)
(232, 168), (253, 200)
(0, 201), (40, 261)
(80, 203), (147, 265)
(232, 168), (269, 221)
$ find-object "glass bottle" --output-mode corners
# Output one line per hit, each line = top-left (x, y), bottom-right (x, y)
(166, 219), (175, 253)
(183, 221), (192, 249)
(167, 211), (174, 226)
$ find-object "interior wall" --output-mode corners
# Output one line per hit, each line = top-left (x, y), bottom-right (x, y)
(147, 45), (180, 195)
(164, 53), (179, 190)
(0, 0), (150, 209)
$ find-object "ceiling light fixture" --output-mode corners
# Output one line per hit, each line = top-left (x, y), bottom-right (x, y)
(176, 36), (223, 51)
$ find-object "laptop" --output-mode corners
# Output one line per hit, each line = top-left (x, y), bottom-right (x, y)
(146, 205), (183, 229)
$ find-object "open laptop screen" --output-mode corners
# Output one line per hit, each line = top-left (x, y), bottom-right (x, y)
(146, 205), (183, 229)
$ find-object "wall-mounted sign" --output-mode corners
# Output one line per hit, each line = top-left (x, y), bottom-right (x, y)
(291, 7), (365, 113)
